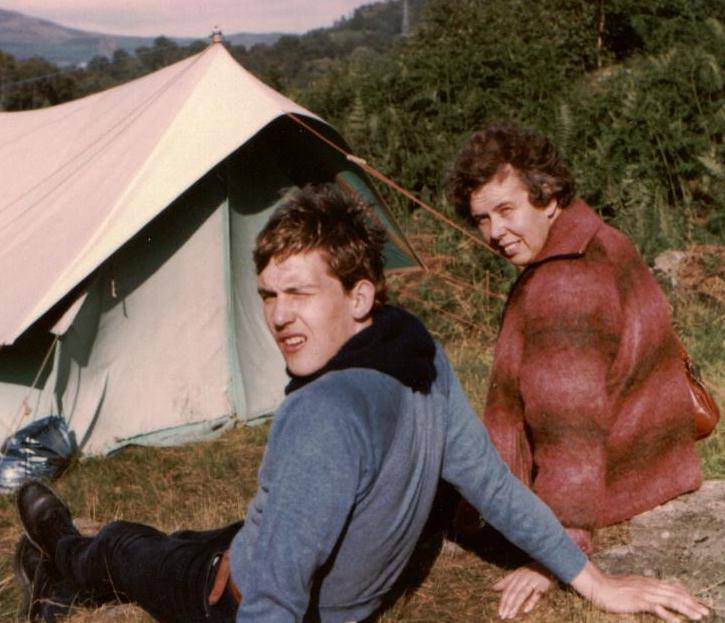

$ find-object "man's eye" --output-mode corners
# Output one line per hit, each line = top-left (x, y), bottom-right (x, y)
(280, 291), (310, 301)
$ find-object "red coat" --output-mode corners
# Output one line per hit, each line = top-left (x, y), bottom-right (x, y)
(483, 199), (702, 553)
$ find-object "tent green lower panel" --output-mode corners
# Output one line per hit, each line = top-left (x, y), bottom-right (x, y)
(0, 116), (419, 456)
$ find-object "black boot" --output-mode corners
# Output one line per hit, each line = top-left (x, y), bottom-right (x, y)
(16, 480), (80, 560)
(14, 536), (77, 622)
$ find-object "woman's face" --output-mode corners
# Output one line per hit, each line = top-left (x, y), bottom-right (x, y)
(469, 165), (560, 267)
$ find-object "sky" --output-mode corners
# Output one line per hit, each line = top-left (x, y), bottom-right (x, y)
(1, 0), (371, 37)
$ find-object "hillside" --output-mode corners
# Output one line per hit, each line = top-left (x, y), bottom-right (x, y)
(0, 0), (424, 109)
(0, 8), (282, 66)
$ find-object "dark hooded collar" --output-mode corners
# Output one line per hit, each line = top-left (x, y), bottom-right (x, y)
(285, 305), (437, 395)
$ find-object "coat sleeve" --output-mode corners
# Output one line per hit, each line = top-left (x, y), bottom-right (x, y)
(518, 259), (621, 543)
(483, 328), (533, 487)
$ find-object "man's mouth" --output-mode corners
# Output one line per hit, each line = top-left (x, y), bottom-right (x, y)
(279, 335), (306, 352)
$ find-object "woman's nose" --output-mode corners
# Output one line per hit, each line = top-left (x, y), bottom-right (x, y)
(489, 215), (506, 241)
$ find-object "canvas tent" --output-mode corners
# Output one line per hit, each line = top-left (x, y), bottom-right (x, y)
(0, 42), (419, 456)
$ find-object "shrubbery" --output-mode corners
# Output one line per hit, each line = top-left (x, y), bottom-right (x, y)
(300, 0), (724, 263)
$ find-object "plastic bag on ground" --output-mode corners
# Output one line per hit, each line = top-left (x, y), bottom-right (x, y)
(0, 416), (77, 493)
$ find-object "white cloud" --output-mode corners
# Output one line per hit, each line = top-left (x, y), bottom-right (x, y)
(1, 0), (369, 36)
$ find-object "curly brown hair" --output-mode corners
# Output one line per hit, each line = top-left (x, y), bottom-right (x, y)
(254, 184), (388, 308)
(446, 123), (576, 225)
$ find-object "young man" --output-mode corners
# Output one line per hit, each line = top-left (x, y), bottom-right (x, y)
(16, 185), (708, 623)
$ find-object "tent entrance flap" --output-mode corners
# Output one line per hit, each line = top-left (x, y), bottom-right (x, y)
(226, 133), (291, 423)
(47, 176), (234, 455)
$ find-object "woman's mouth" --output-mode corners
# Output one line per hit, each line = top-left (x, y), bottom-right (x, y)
(500, 240), (520, 256)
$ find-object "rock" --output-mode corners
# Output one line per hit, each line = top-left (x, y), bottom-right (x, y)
(594, 480), (725, 621)
(652, 245), (725, 305)
(653, 249), (687, 286)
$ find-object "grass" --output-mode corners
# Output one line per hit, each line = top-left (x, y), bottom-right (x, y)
(0, 424), (691, 623)
(0, 243), (722, 622)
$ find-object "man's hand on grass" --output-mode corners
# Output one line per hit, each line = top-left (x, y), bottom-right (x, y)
(492, 562), (553, 619)
(493, 560), (710, 621)
(570, 561), (710, 622)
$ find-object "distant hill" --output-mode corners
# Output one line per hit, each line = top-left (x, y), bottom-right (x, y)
(226, 32), (285, 49)
(0, 8), (283, 65)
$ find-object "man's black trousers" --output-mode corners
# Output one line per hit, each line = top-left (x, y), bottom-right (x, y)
(54, 519), (243, 623)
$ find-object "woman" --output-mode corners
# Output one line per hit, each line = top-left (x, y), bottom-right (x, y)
(446, 123), (704, 606)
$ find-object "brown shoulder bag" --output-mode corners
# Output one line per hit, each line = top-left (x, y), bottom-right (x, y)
(676, 336), (720, 440)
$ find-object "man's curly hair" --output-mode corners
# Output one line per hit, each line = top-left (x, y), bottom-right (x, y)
(254, 184), (388, 308)
(446, 123), (576, 225)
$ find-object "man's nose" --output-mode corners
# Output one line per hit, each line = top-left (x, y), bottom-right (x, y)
(271, 297), (294, 329)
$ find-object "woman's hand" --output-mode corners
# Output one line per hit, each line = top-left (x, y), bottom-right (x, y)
(492, 562), (553, 619)
(570, 561), (709, 622)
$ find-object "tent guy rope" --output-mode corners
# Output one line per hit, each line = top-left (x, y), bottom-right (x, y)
(4, 333), (60, 436)
(284, 112), (498, 255)
(284, 111), (508, 320)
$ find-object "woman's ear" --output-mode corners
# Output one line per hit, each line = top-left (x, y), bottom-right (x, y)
(539, 183), (557, 215)
(544, 200), (561, 219)
(541, 186), (560, 220)
(350, 279), (376, 321)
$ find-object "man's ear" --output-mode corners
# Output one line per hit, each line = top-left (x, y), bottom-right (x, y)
(350, 279), (376, 321)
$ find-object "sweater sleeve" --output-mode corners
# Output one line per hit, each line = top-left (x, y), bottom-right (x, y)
(234, 392), (363, 622)
(439, 351), (587, 583)
(518, 260), (620, 539)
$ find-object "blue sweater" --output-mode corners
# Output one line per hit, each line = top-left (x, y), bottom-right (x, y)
(229, 345), (586, 622)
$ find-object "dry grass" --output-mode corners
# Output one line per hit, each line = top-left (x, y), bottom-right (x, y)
(0, 425), (269, 623)
(0, 419), (710, 623)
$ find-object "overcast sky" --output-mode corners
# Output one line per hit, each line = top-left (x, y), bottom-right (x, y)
(1, 1), (371, 37)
